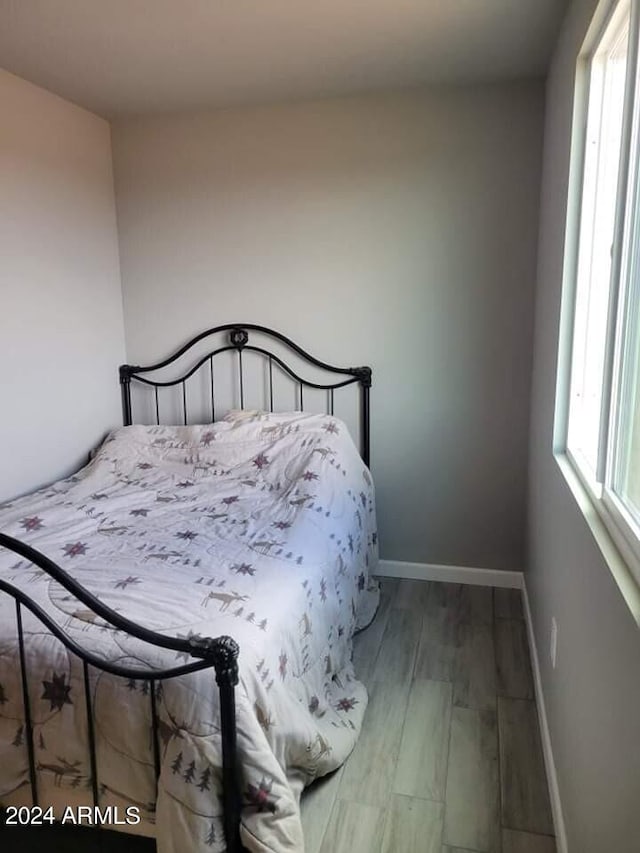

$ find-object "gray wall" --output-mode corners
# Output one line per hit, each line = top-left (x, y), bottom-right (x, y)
(112, 84), (544, 569)
(528, 1), (640, 850)
(0, 69), (125, 501)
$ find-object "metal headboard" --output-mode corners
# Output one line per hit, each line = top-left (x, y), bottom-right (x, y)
(119, 323), (373, 467)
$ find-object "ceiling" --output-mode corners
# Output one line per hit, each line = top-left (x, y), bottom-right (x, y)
(0, 1), (568, 118)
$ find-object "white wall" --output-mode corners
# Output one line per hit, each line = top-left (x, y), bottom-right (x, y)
(0, 70), (125, 501)
(528, 1), (640, 850)
(112, 84), (544, 569)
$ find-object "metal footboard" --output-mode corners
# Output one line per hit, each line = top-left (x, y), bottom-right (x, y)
(0, 533), (245, 853)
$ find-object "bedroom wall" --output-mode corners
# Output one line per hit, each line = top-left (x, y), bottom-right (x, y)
(528, 0), (640, 850)
(111, 83), (544, 569)
(0, 69), (125, 501)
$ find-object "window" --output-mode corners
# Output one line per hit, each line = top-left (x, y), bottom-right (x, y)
(562, 0), (640, 583)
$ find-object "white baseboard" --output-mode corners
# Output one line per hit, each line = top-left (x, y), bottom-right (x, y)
(522, 582), (568, 853)
(377, 559), (523, 589)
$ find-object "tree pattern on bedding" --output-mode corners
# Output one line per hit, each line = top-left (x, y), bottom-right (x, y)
(0, 411), (379, 853)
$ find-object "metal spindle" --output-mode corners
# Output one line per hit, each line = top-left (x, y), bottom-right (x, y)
(299, 383), (304, 412)
(182, 381), (188, 426)
(238, 350), (244, 409)
(120, 369), (133, 426)
(210, 356), (216, 422)
(213, 639), (241, 852)
(329, 388), (334, 416)
(16, 602), (37, 807)
(154, 386), (160, 425)
(361, 384), (370, 468)
(149, 679), (161, 781)
(83, 660), (99, 808)
(268, 357), (274, 412)
(220, 679), (240, 849)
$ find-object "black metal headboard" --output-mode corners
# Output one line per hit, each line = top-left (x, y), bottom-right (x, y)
(119, 323), (372, 467)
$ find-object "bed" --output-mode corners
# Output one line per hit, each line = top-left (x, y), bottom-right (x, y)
(0, 324), (378, 853)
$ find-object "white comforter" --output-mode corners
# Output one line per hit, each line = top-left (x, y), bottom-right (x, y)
(0, 411), (379, 852)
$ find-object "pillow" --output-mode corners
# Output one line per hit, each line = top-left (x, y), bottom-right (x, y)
(222, 409), (266, 422)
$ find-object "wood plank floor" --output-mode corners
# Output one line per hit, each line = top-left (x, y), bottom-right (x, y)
(301, 579), (556, 853)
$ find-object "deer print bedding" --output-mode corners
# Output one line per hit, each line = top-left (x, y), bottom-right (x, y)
(0, 411), (379, 852)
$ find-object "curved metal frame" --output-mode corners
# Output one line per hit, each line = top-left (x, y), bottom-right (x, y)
(119, 323), (372, 467)
(0, 324), (372, 852)
(0, 534), (243, 851)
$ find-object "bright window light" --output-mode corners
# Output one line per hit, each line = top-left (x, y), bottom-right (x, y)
(562, 0), (640, 584)
(567, 4), (630, 480)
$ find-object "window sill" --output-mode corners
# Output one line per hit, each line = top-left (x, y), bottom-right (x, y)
(555, 452), (640, 627)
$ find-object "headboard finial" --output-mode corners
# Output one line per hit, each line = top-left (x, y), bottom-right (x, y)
(229, 328), (249, 349)
(119, 364), (137, 384)
(351, 366), (372, 388)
